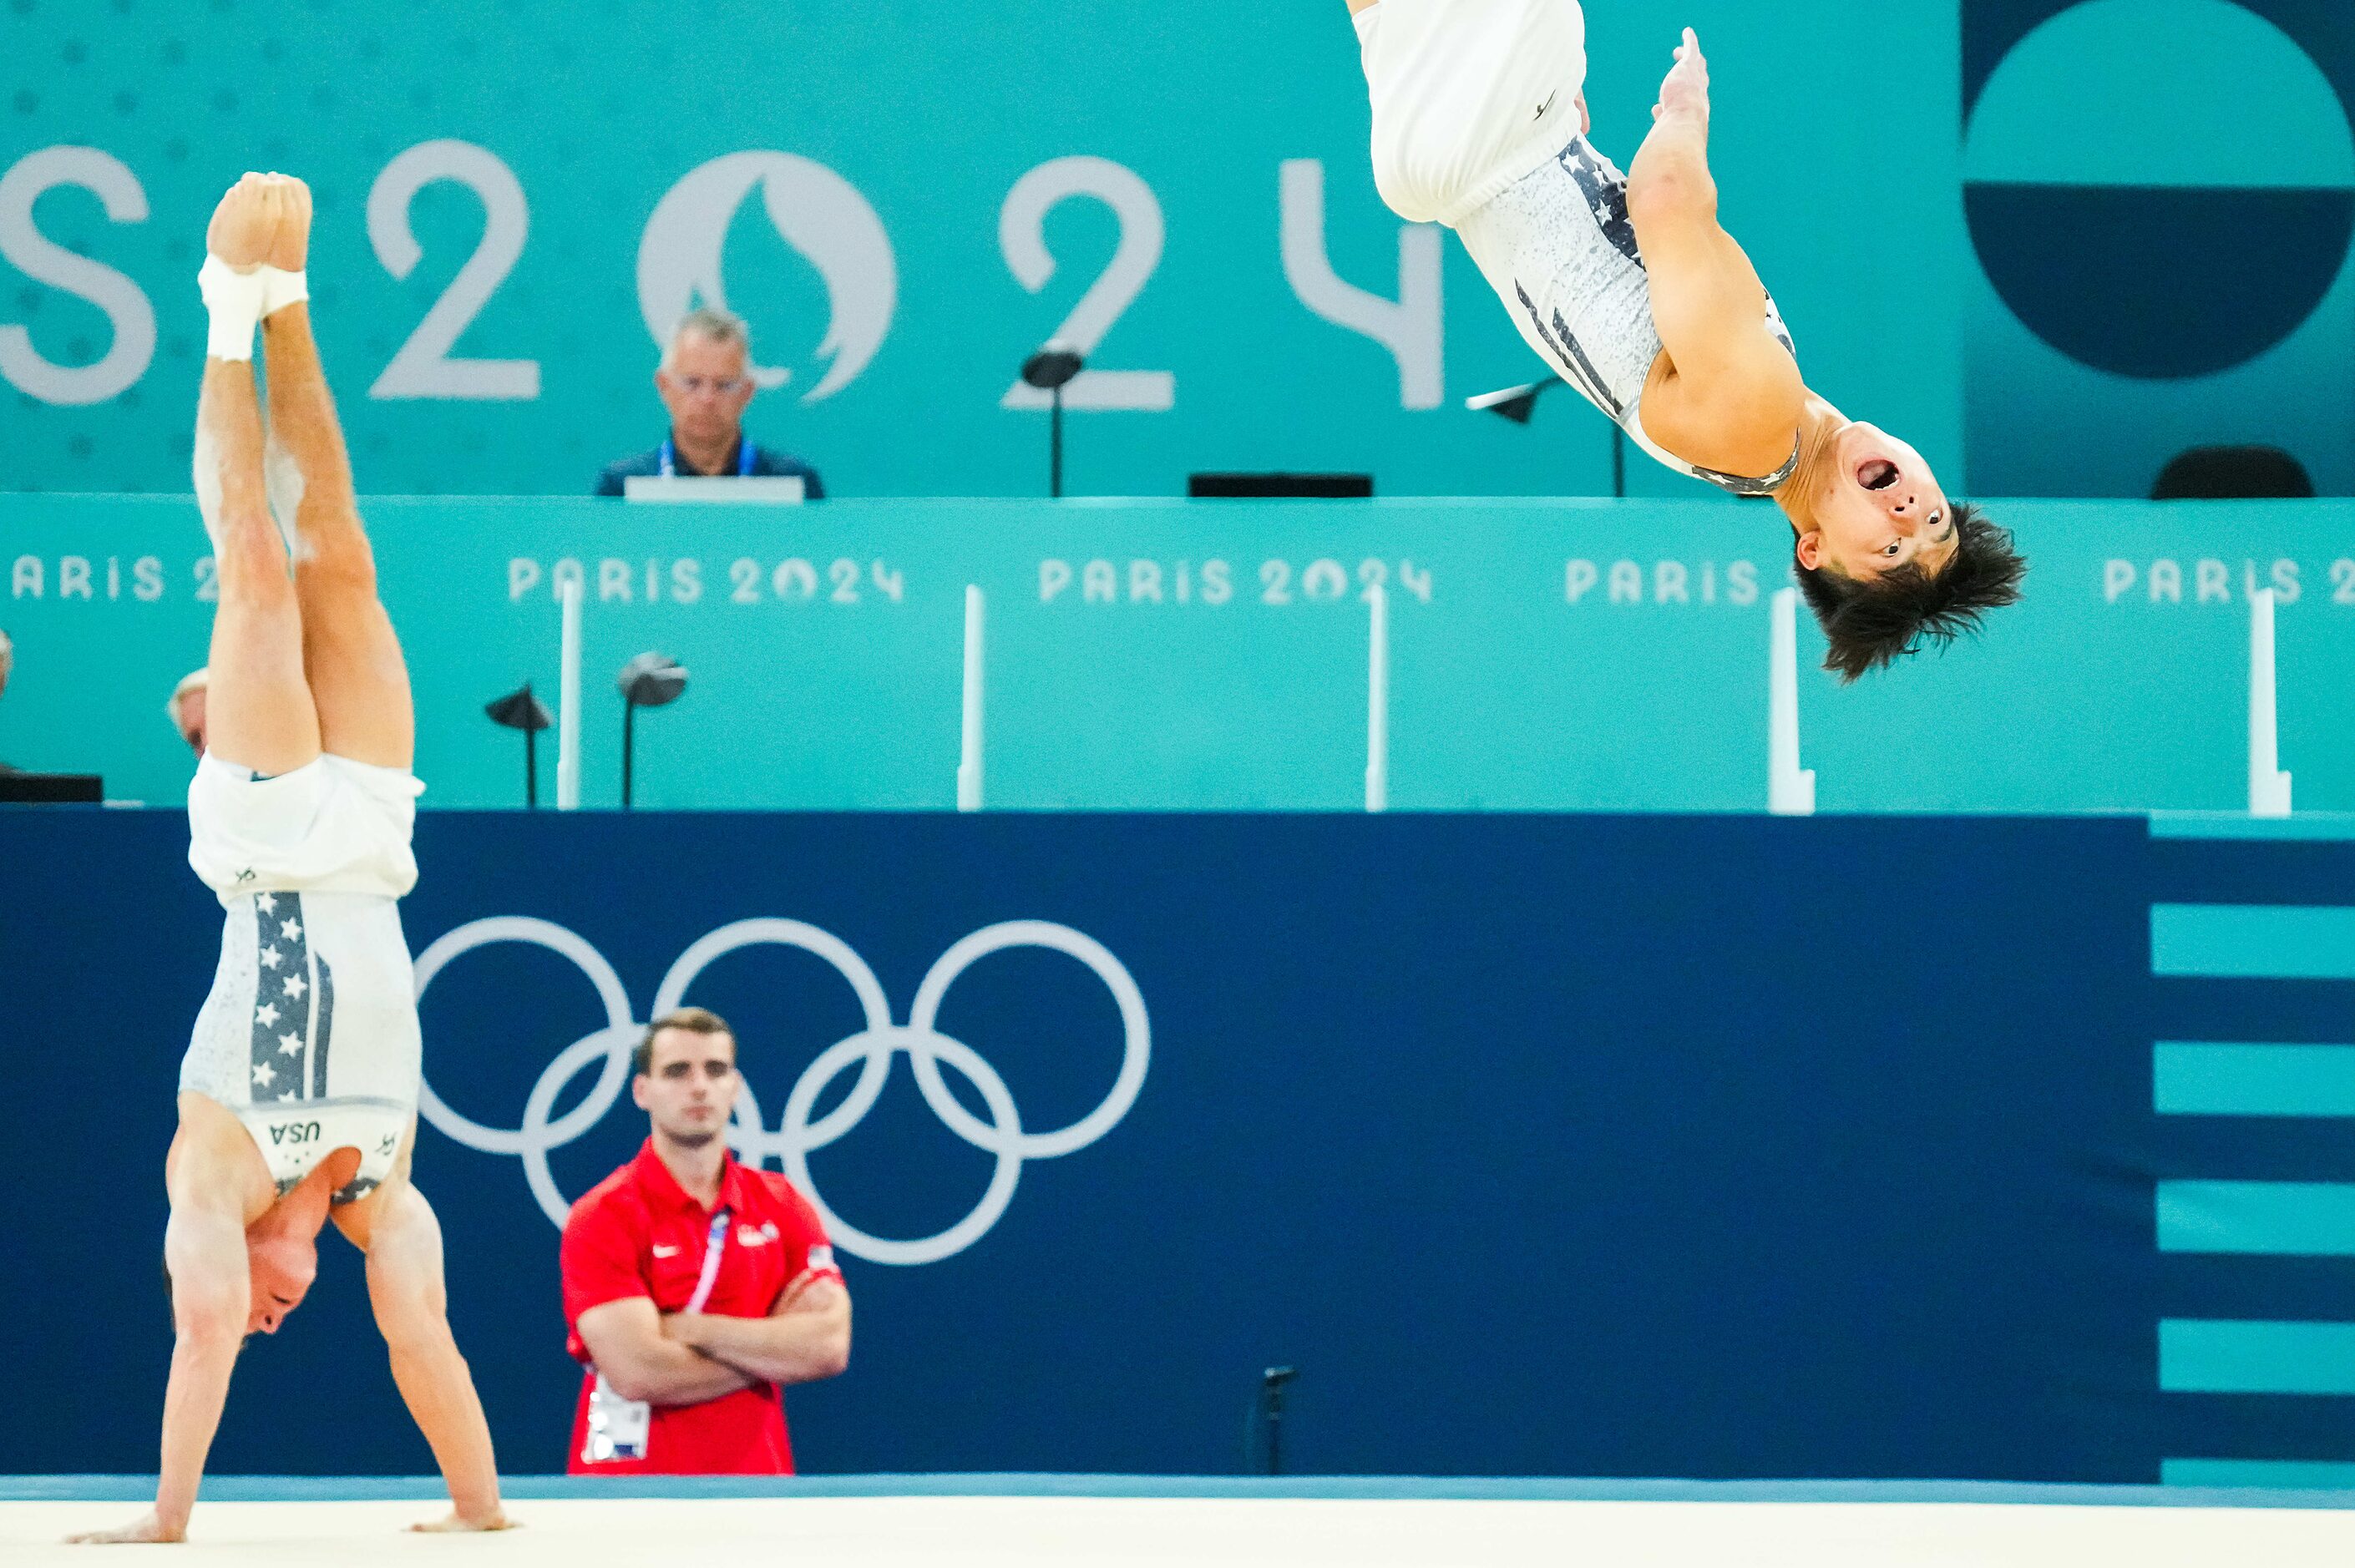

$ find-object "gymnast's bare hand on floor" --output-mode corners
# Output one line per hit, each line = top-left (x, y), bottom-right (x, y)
(65, 1505), (519, 1543)
(408, 1506), (520, 1534)
(66, 1510), (185, 1545)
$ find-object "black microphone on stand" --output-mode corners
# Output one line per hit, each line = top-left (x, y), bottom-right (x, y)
(1020, 340), (1085, 498)
(1259, 1365), (1298, 1476)
(484, 684), (553, 808)
(615, 652), (688, 810)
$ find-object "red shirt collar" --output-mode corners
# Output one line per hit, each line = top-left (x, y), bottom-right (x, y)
(630, 1137), (749, 1216)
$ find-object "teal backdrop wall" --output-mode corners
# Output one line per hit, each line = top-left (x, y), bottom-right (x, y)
(1962, 0), (2355, 497)
(8, 2), (2351, 495)
(2, 0), (1970, 498)
(4, 493), (2352, 812)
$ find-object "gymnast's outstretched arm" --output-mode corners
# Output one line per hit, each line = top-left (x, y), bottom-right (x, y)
(1624, 28), (1805, 478)
(332, 1168), (512, 1533)
(67, 1099), (277, 1544)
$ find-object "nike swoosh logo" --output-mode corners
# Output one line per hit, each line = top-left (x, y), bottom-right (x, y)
(651, 1245), (681, 1257)
(1536, 90), (1557, 122)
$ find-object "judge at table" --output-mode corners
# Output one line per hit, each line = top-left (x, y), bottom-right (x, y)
(595, 307), (825, 498)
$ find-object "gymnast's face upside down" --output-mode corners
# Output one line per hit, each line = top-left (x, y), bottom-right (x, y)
(1786, 420), (1957, 584)
(240, 1149), (356, 1337)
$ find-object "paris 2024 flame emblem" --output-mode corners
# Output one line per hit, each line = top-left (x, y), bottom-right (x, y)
(636, 151), (899, 402)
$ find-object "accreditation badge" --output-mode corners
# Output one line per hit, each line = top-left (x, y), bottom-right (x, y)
(583, 1370), (651, 1464)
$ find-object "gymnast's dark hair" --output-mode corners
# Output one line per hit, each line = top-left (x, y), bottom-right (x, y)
(1793, 502), (2024, 682)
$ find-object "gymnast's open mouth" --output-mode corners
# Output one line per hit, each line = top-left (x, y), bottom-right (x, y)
(1857, 458), (1899, 491)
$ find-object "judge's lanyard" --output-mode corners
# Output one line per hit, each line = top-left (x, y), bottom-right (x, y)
(683, 1207), (732, 1313)
(659, 438), (756, 478)
(582, 1203), (733, 1467)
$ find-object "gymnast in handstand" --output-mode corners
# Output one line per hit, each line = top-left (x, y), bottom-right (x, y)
(73, 172), (509, 1545)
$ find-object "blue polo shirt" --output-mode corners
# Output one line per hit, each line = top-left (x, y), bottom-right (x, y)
(594, 434), (825, 498)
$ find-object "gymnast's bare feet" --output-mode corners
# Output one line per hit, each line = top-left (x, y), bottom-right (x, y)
(205, 170), (311, 273)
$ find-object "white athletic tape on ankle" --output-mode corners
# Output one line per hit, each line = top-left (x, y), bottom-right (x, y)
(198, 255), (266, 362)
(259, 266), (307, 320)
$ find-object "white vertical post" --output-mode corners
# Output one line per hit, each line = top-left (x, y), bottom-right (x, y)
(959, 584), (985, 812)
(1769, 587), (1816, 816)
(1365, 582), (1389, 813)
(2249, 587), (2292, 817)
(556, 575), (583, 811)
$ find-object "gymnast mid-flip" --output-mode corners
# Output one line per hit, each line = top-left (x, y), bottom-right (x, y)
(72, 174), (509, 1544)
(1350, 0), (2023, 678)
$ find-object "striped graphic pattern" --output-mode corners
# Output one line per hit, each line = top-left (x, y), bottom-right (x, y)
(1514, 281), (1623, 420)
(2153, 904), (2355, 980)
(245, 892), (336, 1110)
(2159, 1181), (2355, 1256)
(2153, 888), (2355, 1484)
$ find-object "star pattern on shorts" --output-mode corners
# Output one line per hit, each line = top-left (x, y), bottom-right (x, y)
(1556, 138), (1641, 266)
(245, 893), (323, 1108)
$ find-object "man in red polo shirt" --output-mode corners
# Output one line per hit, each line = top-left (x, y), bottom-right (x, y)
(561, 1006), (850, 1474)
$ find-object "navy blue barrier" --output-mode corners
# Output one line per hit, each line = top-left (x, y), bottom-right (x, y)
(3, 810), (2351, 1483)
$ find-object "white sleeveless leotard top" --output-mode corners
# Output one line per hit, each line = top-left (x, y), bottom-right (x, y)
(1358, 0), (1801, 495)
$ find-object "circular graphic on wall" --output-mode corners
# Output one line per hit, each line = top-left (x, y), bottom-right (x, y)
(1964, 0), (2355, 379)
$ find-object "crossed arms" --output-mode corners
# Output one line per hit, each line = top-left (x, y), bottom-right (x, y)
(575, 1277), (851, 1405)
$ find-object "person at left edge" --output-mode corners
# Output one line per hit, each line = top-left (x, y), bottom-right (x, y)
(562, 1006), (850, 1474)
(0, 627), (15, 772)
(169, 666), (210, 756)
(592, 306), (827, 498)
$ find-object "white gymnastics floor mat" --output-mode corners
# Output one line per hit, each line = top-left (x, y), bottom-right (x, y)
(10, 1487), (2355, 1567)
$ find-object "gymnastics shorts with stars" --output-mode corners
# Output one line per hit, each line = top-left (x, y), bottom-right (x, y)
(180, 752), (426, 1203)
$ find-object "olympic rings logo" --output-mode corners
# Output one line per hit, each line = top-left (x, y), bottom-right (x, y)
(411, 917), (1149, 1267)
